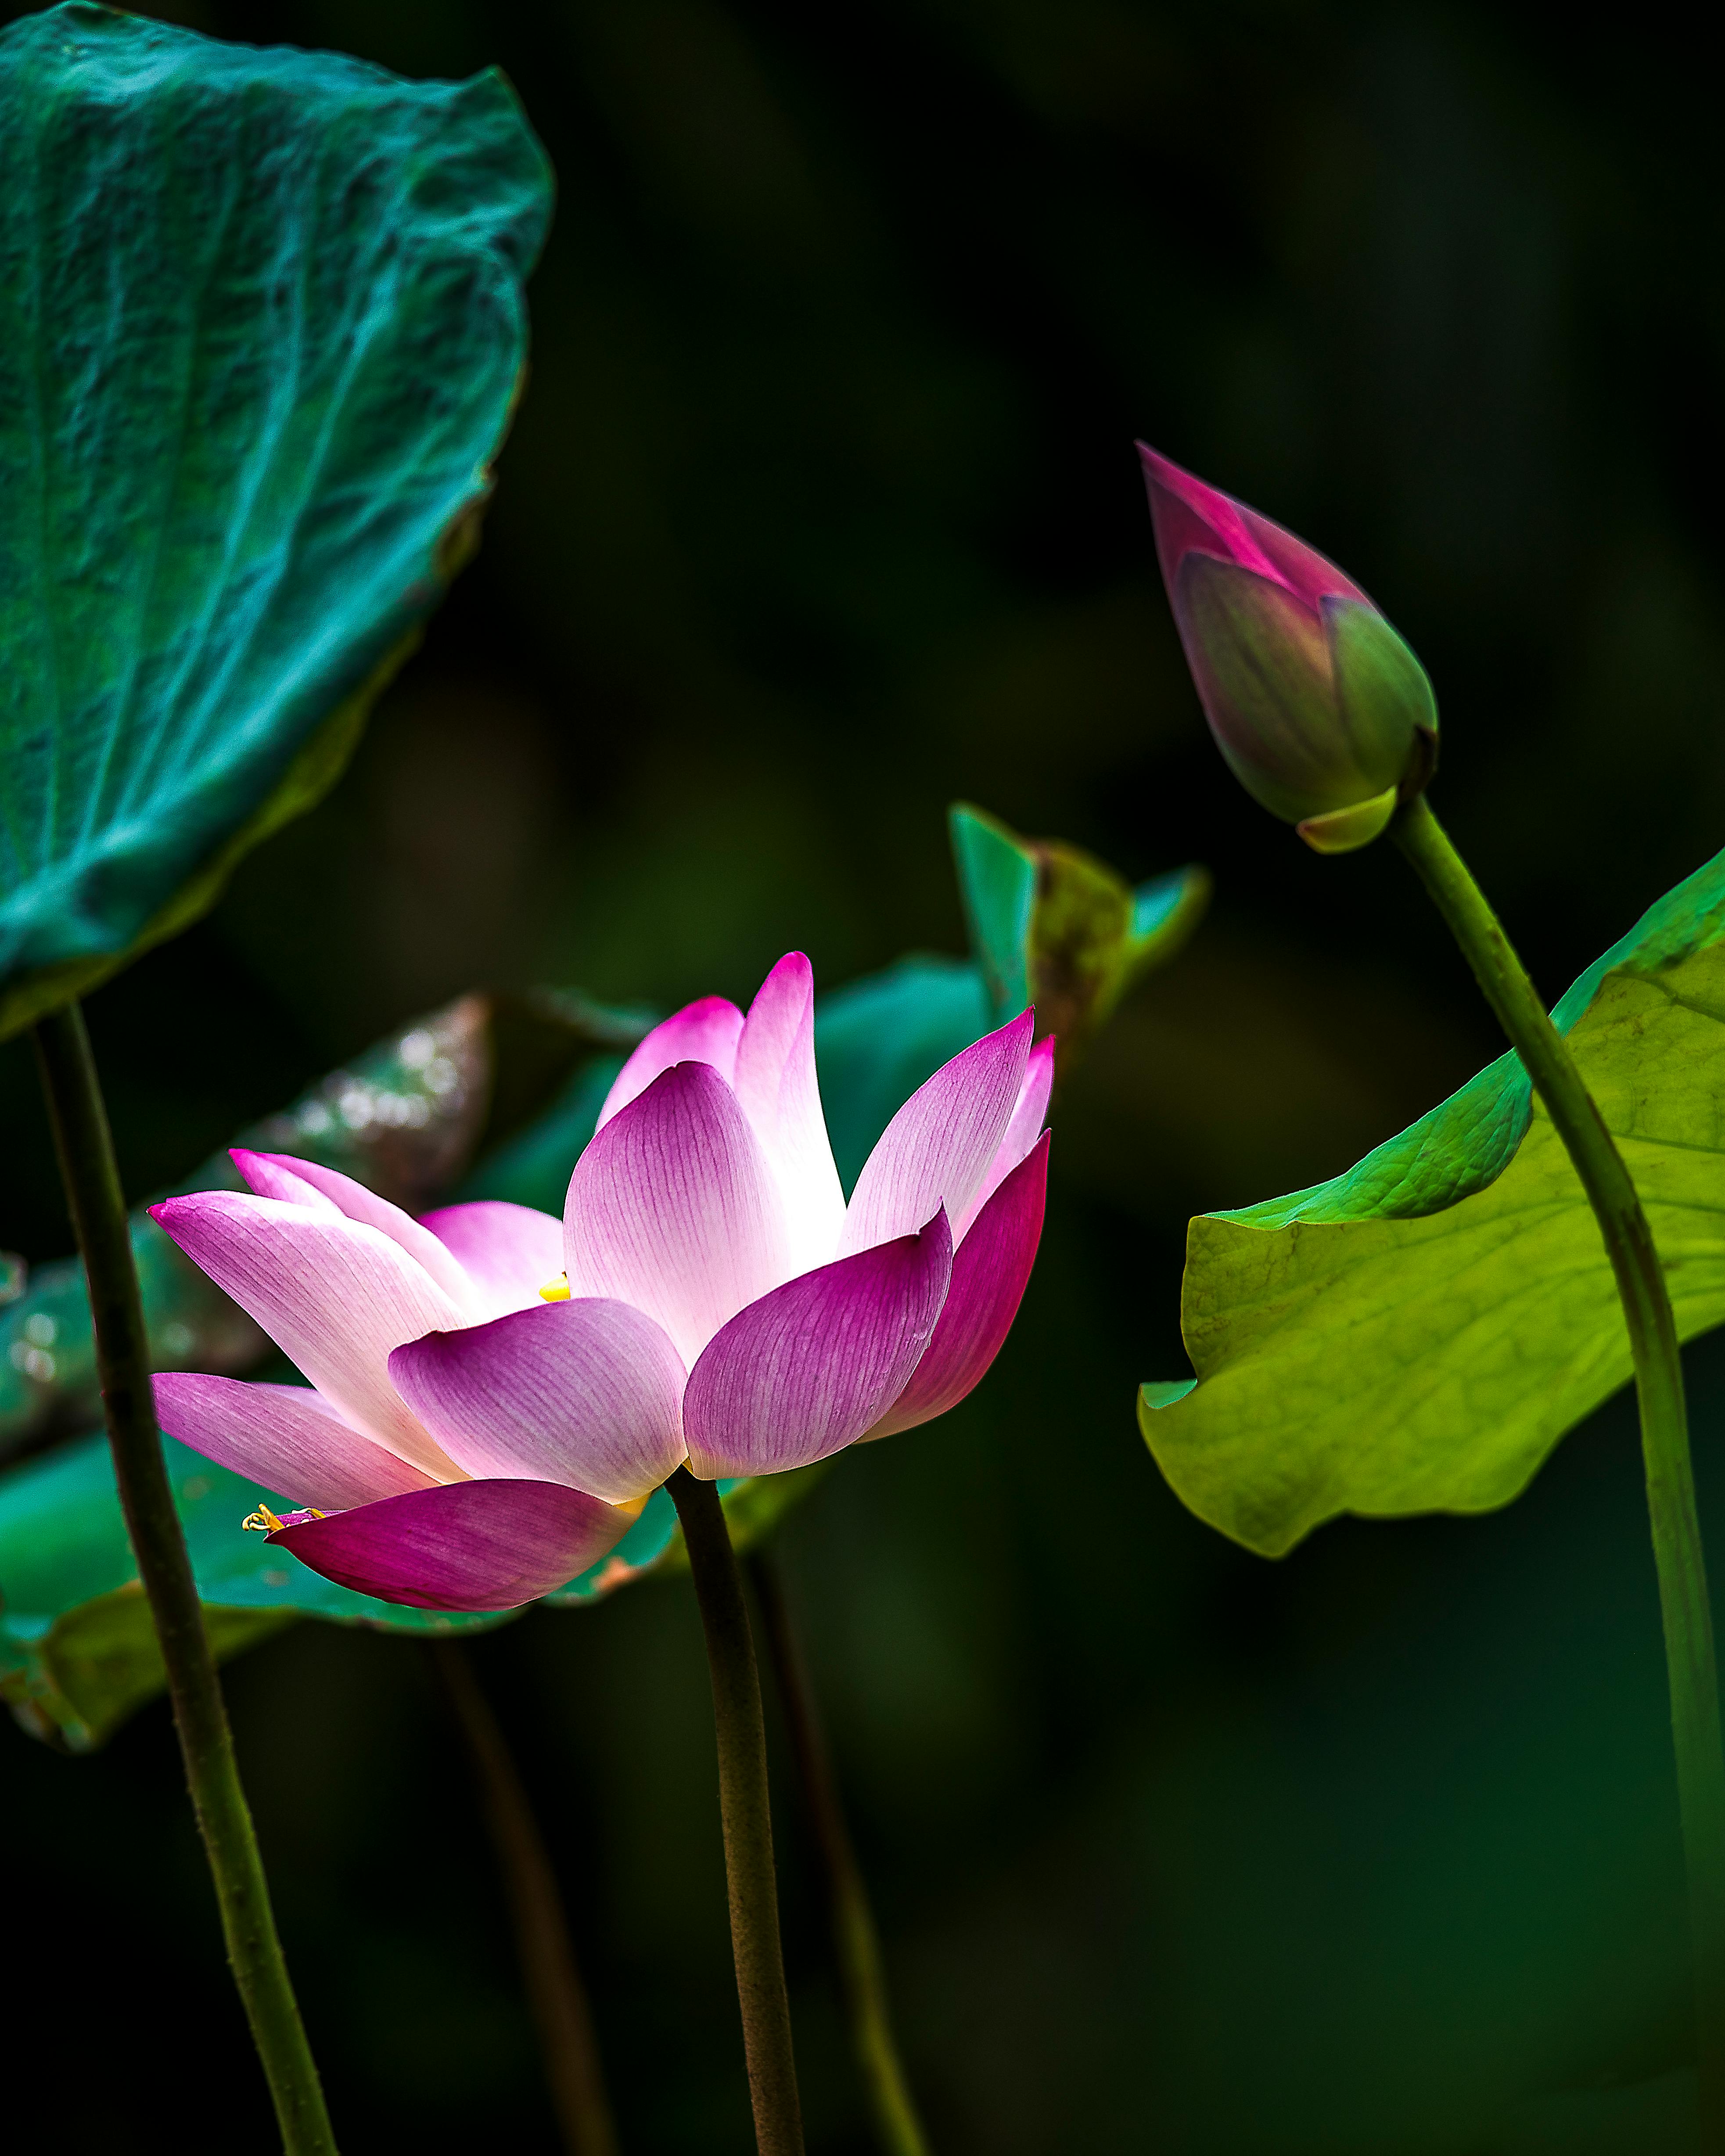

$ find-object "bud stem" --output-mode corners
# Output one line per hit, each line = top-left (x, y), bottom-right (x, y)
(1394, 794), (1725, 2145)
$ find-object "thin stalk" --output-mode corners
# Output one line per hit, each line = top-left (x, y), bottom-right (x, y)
(667, 1467), (805, 2156)
(1394, 794), (1725, 2141)
(747, 1549), (931, 2156)
(31, 1001), (335, 2154)
(426, 1639), (618, 2156)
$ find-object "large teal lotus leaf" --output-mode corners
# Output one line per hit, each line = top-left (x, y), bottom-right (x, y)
(0, 4), (551, 1038)
(1141, 844), (1725, 1558)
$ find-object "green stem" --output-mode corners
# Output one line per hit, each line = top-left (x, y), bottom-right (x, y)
(747, 1550), (931, 2156)
(427, 1639), (618, 2156)
(31, 1001), (337, 2156)
(1394, 794), (1725, 2141)
(668, 1468), (805, 2156)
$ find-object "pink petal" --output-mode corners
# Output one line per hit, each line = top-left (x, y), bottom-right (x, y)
(731, 952), (846, 1272)
(596, 995), (745, 1131)
(840, 1010), (1033, 1256)
(388, 1298), (686, 1503)
(149, 1190), (466, 1479)
(683, 1211), (953, 1478)
(955, 1033), (1054, 1242)
(419, 1200), (565, 1316)
(228, 1154), (345, 1215)
(153, 1373), (440, 1509)
(269, 1479), (634, 1612)
(233, 1150), (476, 1309)
(870, 1135), (1049, 1439)
(564, 1061), (790, 1367)
(1138, 443), (1369, 615)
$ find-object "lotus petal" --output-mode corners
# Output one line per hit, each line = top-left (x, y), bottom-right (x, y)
(732, 951), (846, 1271)
(233, 1149), (475, 1307)
(420, 1200), (564, 1316)
(148, 1190), (464, 1478)
(389, 1297), (686, 1502)
(564, 1062), (790, 1366)
(269, 1478), (632, 1611)
(153, 1373), (439, 1509)
(871, 1135), (1048, 1437)
(841, 1010), (1032, 1255)
(597, 995), (744, 1130)
(956, 1033), (1053, 1241)
(683, 1212), (952, 1477)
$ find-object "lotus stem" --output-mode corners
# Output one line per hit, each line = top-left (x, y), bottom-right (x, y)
(1394, 794), (1725, 2144)
(30, 1000), (337, 2155)
(748, 1549), (931, 2156)
(426, 1638), (618, 2156)
(668, 1468), (805, 2156)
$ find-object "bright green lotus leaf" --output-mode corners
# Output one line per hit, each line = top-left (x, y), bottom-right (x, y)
(1141, 843), (1725, 1558)
(0, 4), (552, 1038)
(949, 801), (1209, 1062)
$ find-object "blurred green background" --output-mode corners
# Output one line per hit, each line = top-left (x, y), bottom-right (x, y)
(2, 1), (1722, 2149)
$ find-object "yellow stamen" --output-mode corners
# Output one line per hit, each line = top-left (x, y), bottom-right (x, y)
(242, 1504), (284, 1534)
(539, 1271), (571, 1302)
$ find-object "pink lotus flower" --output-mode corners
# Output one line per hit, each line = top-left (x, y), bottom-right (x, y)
(1139, 445), (1438, 853)
(150, 954), (1051, 1612)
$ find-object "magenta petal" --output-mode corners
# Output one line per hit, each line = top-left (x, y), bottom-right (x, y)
(270, 1479), (632, 1612)
(683, 1211), (953, 1478)
(564, 1061), (790, 1366)
(597, 995), (745, 1132)
(148, 1190), (465, 1477)
(1138, 444), (1368, 614)
(732, 951), (845, 1270)
(955, 1033), (1054, 1241)
(841, 1010), (1033, 1255)
(871, 1134), (1049, 1439)
(388, 1298), (686, 1502)
(233, 1150), (475, 1308)
(153, 1373), (439, 1509)
(419, 1200), (564, 1316)
(229, 1153), (345, 1216)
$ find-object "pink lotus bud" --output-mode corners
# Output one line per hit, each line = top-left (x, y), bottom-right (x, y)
(1139, 446), (1438, 854)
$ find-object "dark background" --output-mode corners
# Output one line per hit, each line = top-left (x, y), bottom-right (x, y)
(3, 2), (1723, 2149)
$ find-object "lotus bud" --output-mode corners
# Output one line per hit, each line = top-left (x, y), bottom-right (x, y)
(1138, 446), (1438, 854)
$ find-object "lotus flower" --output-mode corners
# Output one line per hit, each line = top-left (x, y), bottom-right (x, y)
(150, 954), (1051, 1612)
(1139, 445), (1438, 854)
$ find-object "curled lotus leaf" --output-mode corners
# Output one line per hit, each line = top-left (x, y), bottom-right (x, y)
(1142, 844), (1725, 1556)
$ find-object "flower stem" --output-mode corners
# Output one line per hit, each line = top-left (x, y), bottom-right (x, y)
(747, 1549), (931, 2156)
(668, 1467), (806, 2156)
(1394, 794), (1725, 2138)
(426, 1639), (618, 2156)
(30, 1000), (336, 2154)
